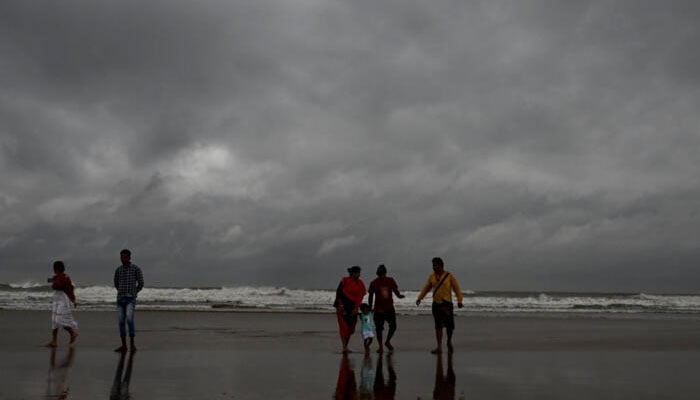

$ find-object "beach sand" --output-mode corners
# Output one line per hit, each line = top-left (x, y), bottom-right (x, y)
(2, 310), (700, 399)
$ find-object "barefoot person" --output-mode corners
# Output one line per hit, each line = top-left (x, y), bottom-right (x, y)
(333, 265), (367, 353)
(114, 249), (144, 353)
(416, 257), (464, 354)
(359, 303), (375, 354)
(46, 261), (78, 347)
(368, 264), (405, 353)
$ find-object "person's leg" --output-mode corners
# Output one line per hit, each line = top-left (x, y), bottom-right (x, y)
(337, 311), (347, 352)
(115, 300), (128, 352)
(431, 303), (443, 353)
(125, 299), (136, 351)
(364, 338), (372, 354)
(446, 320), (454, 354)
(432, 329), (443, 354)
(65, 327), (78, 344)
(337, 310), (352, 353)
(445, 304), (455, 354)
(342, 334), (352, 353)
(385, 312), (397, 351)
(374, 312), (385, 353)
(47, 328), (58, 347)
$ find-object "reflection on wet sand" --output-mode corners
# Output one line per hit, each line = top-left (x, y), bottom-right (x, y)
(335, 353), (398, 400)
(335, 354), (358, 400)
(359, 356), (374, 399)
(110, 352), (135, 400)
(46, 347), (75, 399)
(373, 354), (397, 400)
(432, 353), (464, 400)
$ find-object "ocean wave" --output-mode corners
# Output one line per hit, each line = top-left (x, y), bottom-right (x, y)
(1, 284), (699, 314)
(9, 281), (46, 289)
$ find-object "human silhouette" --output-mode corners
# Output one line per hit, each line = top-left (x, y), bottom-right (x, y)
(359, 355), (374, 399)
(46, 347), (75, 399)
(110, 351), (136, 400)
(334, 354), (358, 400)
(433, 353), (464, 400)
(373, 353), (397, 399)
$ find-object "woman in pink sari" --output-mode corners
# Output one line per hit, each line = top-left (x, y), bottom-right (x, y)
(334, 266), (367, 353)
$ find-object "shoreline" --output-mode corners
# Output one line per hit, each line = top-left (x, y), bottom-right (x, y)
(3, 310), (700, 399)
(4, 306), (700, 322)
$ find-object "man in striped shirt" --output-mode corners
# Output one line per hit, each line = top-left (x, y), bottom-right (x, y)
(114, 248), (144, 353)
(416, 257), (463, 354)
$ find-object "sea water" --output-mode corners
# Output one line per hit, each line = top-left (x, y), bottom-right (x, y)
(2, 282), (699, 315)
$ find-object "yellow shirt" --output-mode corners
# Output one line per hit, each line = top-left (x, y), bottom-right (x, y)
(417, 271), (463, 304)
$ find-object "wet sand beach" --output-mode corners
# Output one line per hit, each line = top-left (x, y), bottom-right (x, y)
(2, 310), (700, 399)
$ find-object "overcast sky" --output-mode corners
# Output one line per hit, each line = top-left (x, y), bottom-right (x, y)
(1, 1), (699, 292)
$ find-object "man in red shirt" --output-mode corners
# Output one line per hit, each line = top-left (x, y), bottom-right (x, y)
(368, 264), (405, 353)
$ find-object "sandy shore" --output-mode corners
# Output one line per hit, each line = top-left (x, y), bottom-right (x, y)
(2, 310), (700, 399)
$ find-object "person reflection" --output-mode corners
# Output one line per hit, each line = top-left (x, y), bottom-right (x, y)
(373, 354), (397, 400)
(334, 354), (358, 400)
(110, 351), (135, 400)
(46, 347), (75, 399)
(359, 355), (374, 399)
(433, 353), (464, 400)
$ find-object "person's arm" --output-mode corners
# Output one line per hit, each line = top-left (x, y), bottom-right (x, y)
(416, 277), (432, 305)
(136, 267), (144, 293)
(66, 276), (77, 306)
(451, 275), (464, 308)
(368, 284), (375, 309)
(391, 279), (405, 299)
(334, 281), (344, 309)
(114, 268), (119, 289)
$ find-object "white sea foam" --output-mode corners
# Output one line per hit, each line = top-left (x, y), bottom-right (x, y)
(1, 284), (699, 314)
(9, 281), (46, 289)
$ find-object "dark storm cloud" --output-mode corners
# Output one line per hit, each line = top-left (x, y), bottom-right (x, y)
(1, 0), (700, 292)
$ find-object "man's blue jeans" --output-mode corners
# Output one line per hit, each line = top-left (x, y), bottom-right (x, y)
(117, 297), (136, 338)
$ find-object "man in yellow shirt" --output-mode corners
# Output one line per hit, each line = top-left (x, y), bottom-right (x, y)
(416, 257), (464, 354)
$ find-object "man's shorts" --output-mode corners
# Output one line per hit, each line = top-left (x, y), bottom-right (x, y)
(373, 311), (397, 332)
(431, 302), (454, 331)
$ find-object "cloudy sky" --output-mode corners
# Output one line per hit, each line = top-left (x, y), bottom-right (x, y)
(1, 1), (699, 292)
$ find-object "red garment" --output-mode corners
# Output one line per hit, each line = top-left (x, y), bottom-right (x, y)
(52, 273), (76, 303)
(336, 307), (357, 340)
(369, 276), (398, 313)
(335, 356), (358, 400)
(335, 276), (367, 340)
(341, 276), (367, 308)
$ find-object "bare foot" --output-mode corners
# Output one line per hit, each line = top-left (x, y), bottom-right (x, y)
(430, 348), (442, 354)
(130, 346), (137, 353)
(447, 343), (454, 354)
(46, 341), (57, 348)
(69, 332), (79, 344)
(376, 347), (383, 353)
(114, 346), (127, 353)
(385, 342), (394, 352)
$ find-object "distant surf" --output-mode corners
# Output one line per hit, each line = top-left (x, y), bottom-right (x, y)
(2, 282), (699, 315)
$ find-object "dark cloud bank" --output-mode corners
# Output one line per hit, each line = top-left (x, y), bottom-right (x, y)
(1, 1), (699, 292)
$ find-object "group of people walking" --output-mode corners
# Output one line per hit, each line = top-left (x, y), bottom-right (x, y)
(334, 257), (464, 355)
(47, 249), (462, 355)
(46, 248), (144, 353)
